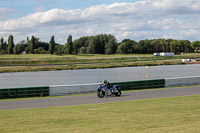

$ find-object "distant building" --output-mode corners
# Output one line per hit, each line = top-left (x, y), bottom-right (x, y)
(154, 53), (160, 56)
(154, 52), (174, 56)
(182, 59), (191, 62)
(21, 51), (26, 54)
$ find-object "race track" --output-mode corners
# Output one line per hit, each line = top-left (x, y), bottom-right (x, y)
(0, 86), (200, 111)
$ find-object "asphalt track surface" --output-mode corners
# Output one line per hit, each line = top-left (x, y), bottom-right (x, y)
(0, 86), (200, 111)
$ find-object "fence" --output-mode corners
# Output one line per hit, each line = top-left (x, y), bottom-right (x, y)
(0, 86), (49, 99)
(49, 83), (99, 96)
(0, 76), (199, 99)
(165, 76), (200, 87)
(111, 79), (165, 91)
(49, 79), (165, 96)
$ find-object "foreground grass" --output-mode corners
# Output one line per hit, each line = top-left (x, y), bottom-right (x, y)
(1, 95), (200, 133)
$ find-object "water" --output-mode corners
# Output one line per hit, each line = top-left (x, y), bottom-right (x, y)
(0, 64), (200, 88)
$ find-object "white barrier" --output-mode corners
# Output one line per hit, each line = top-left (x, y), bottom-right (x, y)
(49, 76), (200, 96)
(165, 76), (200, 87)
(49, 83), (99, 96)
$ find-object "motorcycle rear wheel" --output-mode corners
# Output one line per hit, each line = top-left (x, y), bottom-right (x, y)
(114, 90), (121, 97)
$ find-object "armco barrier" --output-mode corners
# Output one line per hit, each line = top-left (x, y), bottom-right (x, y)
(49, 83), (99, 96)
(111, 79), (165, 91)
(0, 86), (49, 99)
(49, 79), (165, 96)
(2, 76), (199, 98)
(165, 76), (200, 88)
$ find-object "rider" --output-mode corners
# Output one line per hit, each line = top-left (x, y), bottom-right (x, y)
(102, 79), (111, 89)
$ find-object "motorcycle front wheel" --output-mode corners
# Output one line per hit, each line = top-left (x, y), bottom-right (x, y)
(97, 90), (105, 98)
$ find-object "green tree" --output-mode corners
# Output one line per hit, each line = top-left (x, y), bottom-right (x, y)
(117, 39), (137, 54)
(95, 34), (107, 54)
(136, 40), (145, 54)
(105, 35), (118, 54)
(0, 37), (8, 54)
(0, 37), (4, 50)
(73, 36), (89, 54)
(136, 39), (152, 54)
(34, 47), (47, 54)
(163, 39), (171, 52)
(30, 36), (35, 54)
(170, 40), (178, 54)
(8, 35), (14, 54)
(55, 45), (64, 55)
(150, 39), (165, 52)
(191, 41), (200, 53)
(14, 40), (27, 54)
(105, 38), (117, 54)
(86, 36), (96, 54)
(25, 37), (49, 54)
(177, 40), (191, 53)
(64, 35), (73, 54)
(49, 35), (55, 54)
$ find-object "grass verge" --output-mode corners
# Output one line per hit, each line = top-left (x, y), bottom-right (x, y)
(1, 95), (200, 133)
(0, 53), (199, 73)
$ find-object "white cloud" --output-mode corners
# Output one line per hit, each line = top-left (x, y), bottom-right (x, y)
(180, 29), (200, 40)
(0, 0), (200, 43)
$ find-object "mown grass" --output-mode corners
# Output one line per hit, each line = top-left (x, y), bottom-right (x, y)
(0, 60), (187, 73)
(0, 95), (200, 133)
(0, 54), (153, 59)
(0, 53), (199, 73)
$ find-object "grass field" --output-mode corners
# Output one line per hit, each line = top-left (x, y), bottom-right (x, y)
(0, 53), (199, 73)
(1, 95), (200, 133)
(0, 54), (153, 59)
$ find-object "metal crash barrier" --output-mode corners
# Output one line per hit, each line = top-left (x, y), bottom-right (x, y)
(165, 76), (200, 87)
(111, 79), (165, 91)
(0, 86), (49, 99)
(0, 76), (199, 99)
(49, 83), (99, 96)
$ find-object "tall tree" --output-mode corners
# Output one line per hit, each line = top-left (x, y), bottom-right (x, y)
(64, 35), (73, 54)
(30, 36), (35, 54)
(26, 36), (29, 44)
(170, 40), (178, 54)
(105, 36), (118, 54)
(0, 37), (8, 54)
(191, 41), (200, 53)
(117, 39), (137, 54)
(14, 40), (27, 54)
(87, 36), (96, 54)
(0, 37), (4, 50)
(150, 39), (163, 52)
(8, 35), (14, 54)
(49, 35), (55, 54)
(73, 36), (89, 54)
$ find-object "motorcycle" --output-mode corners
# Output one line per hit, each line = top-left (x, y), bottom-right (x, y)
(97, 84), (121, 98)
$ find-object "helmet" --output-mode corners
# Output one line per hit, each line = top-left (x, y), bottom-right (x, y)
(103, 79), (108, 85)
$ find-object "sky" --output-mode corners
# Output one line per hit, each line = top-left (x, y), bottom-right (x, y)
(0, 0), (200, 44)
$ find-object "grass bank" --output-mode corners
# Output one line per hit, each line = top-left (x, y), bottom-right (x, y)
(0, 54), (199, 73)
(0, 60), (187, 73)
(0, 95), (200, 133)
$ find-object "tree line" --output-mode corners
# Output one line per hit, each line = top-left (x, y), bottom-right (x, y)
(0, 34), (200, 55)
